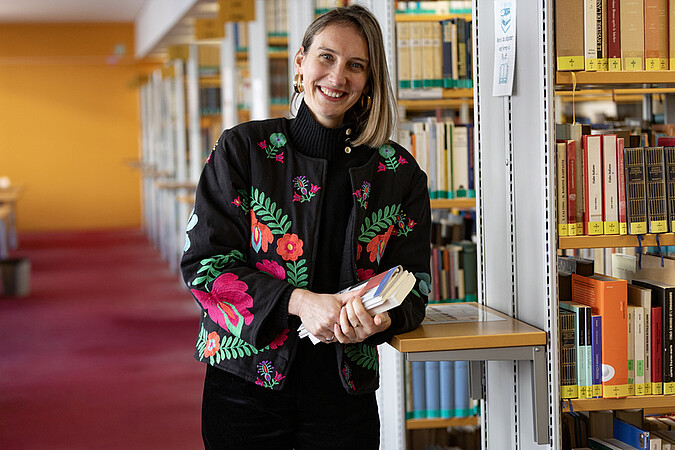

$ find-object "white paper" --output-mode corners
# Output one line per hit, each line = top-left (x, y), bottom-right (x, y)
(493, 0), (516, 97)
(422, 303), (506, 324)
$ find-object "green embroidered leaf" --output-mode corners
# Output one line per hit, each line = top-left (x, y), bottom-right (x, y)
(251, 188), (292, 235)
(286, 259), (308, 288)
(358, 204), (400, 243)
(345, 343), (378, 371)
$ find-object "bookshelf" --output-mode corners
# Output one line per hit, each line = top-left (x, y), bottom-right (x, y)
(559, 233), (675, 250)
(556, 71), (675, 86)
(430, 198), (476, 209)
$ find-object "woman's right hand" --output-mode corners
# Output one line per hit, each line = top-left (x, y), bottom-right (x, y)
(289, 288), (363, 342)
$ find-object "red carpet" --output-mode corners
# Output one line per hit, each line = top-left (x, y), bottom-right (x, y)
(0, 229), (204, 449)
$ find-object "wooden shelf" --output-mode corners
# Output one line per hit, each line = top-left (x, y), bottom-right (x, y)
(391, 303), (546, 354)
(558, 233), (675, 249)
(406, 415), (478, 430)
(400, 98), (473, 110)
(395, 13), (472, 22)
(268, 36), (288, 47)
(430, 198), (476, 209)
(563, 395), (675, 413)
(556, 71), (675, 87)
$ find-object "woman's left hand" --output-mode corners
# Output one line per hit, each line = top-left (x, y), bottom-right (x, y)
(333, 296), (391, 344)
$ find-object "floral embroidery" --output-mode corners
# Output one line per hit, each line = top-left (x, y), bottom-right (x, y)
(276, 233), (303, 261)
(358, 204), (401, 244)
(232, 189), (250, 213)
(356, 244), (362, 261)
(256, 260), (286, 280)
(232, 197), (242, 207)
(352, 181), (371, 209)
(286, 259), (308, 288)
(191, 273), (253, 337)
(393, 212), (416, 237)
(204, 332), (221, 357)
(184, 209), (198, 252)
(196, 327), (289, 364)
(412, 272), (432, 298)
(356, 268), (374, 281)
(341, 363), (356, 391)
(255, 361), (285, 389)
(257, 132), (287, 163)
(345, 343), (379, 371)
(378, 144), (407, 172)
(366, 225), (394, 263)
(251, 211), (274, 253)
(292, 176), (321, 203)
(191, 251), (246, 291)
(250, 188), (291, 235)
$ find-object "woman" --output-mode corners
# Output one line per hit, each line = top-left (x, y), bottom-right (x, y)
(181, 5), (431, 449)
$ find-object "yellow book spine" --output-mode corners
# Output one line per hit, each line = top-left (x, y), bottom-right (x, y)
(559, 224), (569, 237)
(629, 222), (647, 235)
(603, 383), (629, 398)
(588, 221), (603, 235)
(561, 385), (579, 399)
(652, 382), (663, 395)
(593, 384), (603, 397)
(651, 220), (668, 233)
(604, 221), (619, 234)
(624, 57), (643, 70)
(557, 56), (585, 71)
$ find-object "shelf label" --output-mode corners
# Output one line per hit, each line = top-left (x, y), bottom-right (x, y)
(492, 0), (516, 97)
(218, 0), (255, 23)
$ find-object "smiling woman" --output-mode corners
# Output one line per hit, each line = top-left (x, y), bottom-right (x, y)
(180, 4), (432, 450)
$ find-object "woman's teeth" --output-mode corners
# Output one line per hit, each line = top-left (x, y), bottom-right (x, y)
(320, 87), (345, 98)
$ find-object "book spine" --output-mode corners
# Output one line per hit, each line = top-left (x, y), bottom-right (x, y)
(644, 147), (668, 233)
(424, 361), (441, 418)
(602, 135), (619, 234)
(439, 361), (454, 418)
(635, 305), (646, 395)
(411, 361), (427, 418)
(596, 0), (609, 70)
(584, 135), (604, 235)
(560, 309), (580, 398)
(613, 417), (651, 450)
(617, 138), (628, 234)
(607, 0), (622, 70)
(665, 147), (675, 232)
(584, 0), (599, 70)
(556, 0), (586, 70)
(653, 305), (664, 394)
(566, 140), (578, 235)
(441, 20), (454, 88)
(396, 22), (411, 90)
(671, 1), (675, 69)
(454, 360), (471, 417)
(619, 0), (645, 70)
(628, 305), (636, 395)
(665, 289), (675, 395)
(558, 142), (569, 237)
(421, 22), (435, 88)
(410, 22), (423, 88)
(624, 147), (648, 235)
(592, 314), (603, 397)
(644, 0), (669, 70)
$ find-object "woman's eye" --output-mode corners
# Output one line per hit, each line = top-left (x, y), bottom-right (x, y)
(320, 53), (333, 61)
(351, 62), (364, 70)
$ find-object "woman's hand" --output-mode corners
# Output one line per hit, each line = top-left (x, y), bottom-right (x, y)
(334, 295), (391, 344)
(289, 288), (364, 343)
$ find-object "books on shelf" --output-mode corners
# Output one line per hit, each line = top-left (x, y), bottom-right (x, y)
(555, 0), (675, 71)
(561, 300), (594, 398)
(297, 266), (416, 344)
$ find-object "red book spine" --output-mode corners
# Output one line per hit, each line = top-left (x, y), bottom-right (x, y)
(583, 135), (591, 235)
(566, 140), (578, 233)
(653, 306), (663, 384)
(607, 0), (621, 59)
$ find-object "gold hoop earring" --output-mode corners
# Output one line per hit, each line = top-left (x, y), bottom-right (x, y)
(293, 74), (304, 93)
(360, 94), (372, 110)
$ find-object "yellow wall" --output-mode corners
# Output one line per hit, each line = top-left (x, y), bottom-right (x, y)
(0, 23), (150, 232)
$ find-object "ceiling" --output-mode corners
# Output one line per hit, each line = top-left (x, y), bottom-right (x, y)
(0, 0), (149, 23)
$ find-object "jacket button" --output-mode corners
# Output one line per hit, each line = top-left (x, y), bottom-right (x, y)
(345, 146), (352, 154)
(346, 128), (352, 136)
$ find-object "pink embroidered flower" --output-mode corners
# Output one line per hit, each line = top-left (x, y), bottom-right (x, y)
(377, 162), (386, 172)
(258, 140), (267, 149)
(232, 196), (242, 207)
(268, 329), (289, 350)
(191, 273), (254, 337)
(408, 218), (416, 228)
(292, 192), (302, 202)
(251, 210), (274, 253)
(206, 152), (212, 164)
(353, 189), (362, 199)
(204, 331), (221, 357)
(275, 152), (284, 163)
(256, 361), (285, 389)
(366, 225), (394, 263)
(256, 260), (285, 280)
(276, 233), (303, 261)
(310, 184), (321, 194)
(357, 268), (374, 281)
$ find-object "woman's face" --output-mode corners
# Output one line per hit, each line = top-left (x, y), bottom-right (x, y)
(294, 23), (369, 128)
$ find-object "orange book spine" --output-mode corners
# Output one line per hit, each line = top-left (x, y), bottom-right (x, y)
(572, 273), (629, 398)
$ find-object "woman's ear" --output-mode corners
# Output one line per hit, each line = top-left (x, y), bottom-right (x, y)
(294, 47), (305, 73)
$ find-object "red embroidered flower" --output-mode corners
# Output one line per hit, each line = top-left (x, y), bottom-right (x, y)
(408, 218), (416, 228)
(276, 152), (284, 163)
(366, 225), (394, 263)
(232, 196), (242, 207)
(292, 192), (302, 202)
(256, 260), (285, 280)
(276, 233), (303, 261)
(250, 210), (274, 253)
(258, 140), (267, 149)
(191, 273), (254, 337)
(398, 156), (408, 164)
(310, 184), (321, 194)
(357, 268), (374, 281)
(204, 331), (221, 357)
(377, 162), (386, 172)
(268, 329), (289, 349)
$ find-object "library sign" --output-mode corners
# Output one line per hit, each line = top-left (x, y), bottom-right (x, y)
(493, 0), (516, 97)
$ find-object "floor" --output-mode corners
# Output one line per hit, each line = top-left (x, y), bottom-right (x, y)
(0, 228), (204, 449)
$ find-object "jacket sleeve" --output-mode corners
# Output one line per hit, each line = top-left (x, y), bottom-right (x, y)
(365, 165), (431, 346)
(181, 129), (295, 349)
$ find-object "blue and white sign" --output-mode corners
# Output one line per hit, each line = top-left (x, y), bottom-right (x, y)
(493, 0), (516, 96)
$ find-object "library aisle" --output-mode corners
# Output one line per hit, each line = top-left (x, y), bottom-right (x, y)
(0, 229), (203, 449)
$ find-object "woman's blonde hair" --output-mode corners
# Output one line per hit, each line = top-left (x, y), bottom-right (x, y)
(291, 4), (397, 148)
